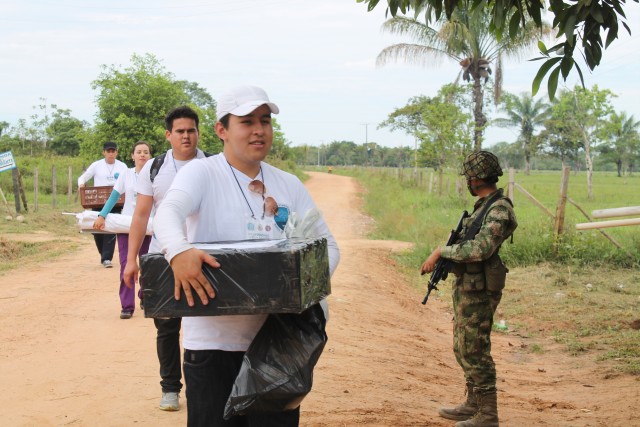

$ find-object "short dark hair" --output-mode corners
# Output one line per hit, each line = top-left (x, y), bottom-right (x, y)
(219, 114), (230, 129)
(164, 106), (199, 132)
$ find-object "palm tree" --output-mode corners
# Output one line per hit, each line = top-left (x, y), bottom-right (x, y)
(377, 5), (549, 150)
(601, 112), (640, 177)
(494, 92), (550, 174)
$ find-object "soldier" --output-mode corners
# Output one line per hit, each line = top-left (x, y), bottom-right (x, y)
(420, 151), (517, 427)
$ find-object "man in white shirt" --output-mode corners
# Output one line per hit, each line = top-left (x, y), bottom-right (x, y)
(154, 85), (340, 426)
(78, 141), (128, 268)
(123, 106), (209, 412)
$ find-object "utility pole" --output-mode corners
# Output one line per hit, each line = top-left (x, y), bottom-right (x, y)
(361, 123), (369, 167)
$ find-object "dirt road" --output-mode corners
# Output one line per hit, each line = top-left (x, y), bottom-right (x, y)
(1, 172), (638, 426)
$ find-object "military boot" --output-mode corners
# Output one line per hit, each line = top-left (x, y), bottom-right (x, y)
(455, 391), (499, 427)
(438, 382), (477, 421)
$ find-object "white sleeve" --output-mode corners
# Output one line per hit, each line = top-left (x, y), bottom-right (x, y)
(153, 189), (194, 262)
(113, 169), (128, 194)
(325, 227), (340, 277)
(78, 161), (97, 185)
(136, 159), (154, 196)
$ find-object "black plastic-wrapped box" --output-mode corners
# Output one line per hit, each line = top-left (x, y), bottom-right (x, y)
(140, 238), (330, 318)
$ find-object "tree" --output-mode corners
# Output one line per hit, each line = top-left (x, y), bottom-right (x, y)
(267, 119), (292, 161)
(417, 87), (473, 193)
(539, 85), (614, 196)
(598, 111), (640, 176)
(0, 121), (9, 137)
(90, 53), (222, 160)
(46, 108), (88, 156)
(489, 140), (524, 169)
(569, 85), (615, 198)
(538, 113), (583, 169)
(176, 80), (222, 154)
(28, 98), (56, 152)
(493, 92), (550, 174)
(376, 5), (546, 149)
(378, 97), (423, 172)
(90, 53), (188, 159)
(358, 0), (637, 99)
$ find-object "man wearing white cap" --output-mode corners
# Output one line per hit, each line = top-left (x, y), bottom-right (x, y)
(153, 85), (340, 426)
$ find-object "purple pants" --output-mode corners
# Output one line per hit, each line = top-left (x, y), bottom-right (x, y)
(117, 233), (152, 312)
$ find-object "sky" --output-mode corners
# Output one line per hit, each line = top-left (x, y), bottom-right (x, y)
(1, 0), (639, 150)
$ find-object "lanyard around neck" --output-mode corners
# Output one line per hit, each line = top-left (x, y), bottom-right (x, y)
(227, 161), (265, 219)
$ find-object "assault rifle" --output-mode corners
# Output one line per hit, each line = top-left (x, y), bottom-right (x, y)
(421, 210), (469, 304)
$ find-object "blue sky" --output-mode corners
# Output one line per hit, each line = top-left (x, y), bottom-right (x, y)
(1, 0), (639, 149)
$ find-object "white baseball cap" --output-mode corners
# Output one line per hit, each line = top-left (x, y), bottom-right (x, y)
(216, 85), (279, 121)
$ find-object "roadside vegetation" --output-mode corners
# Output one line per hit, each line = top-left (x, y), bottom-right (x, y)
(337, 166), (640, 375)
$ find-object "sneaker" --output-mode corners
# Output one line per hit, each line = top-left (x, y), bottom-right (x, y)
(120, 310), (133, 319)
(159, 391), (180, 411)
(102, 260), (113, 268)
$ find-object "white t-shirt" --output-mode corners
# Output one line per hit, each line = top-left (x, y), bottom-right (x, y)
(154, 153), (340, 351)
(136, 149), (208, 252)
(78, 158), (128, 187)
(112, 168), (139, 216)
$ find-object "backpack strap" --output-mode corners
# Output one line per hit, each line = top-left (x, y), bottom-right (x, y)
(149, 153), (167, 183)
(150, 151), (212, 182)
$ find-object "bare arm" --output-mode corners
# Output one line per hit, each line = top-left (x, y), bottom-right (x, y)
(420, 246), (442, 275)
(123, 194), (153, 288)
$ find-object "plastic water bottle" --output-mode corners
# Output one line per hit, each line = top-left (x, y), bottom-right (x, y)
(495, 319), (508, 331)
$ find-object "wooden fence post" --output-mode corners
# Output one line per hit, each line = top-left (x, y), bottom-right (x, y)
(34, 168), (39, 212)
(12, 168), (20, 213)
(428, 172), (433, 194)
(17, 168), (27, 212)
(68, 166), (73, 206)
(508, 168), (515, 202)
(554, 165), (571, 238)
(0, 185), (12, 216)
(52, 165), (57, 209)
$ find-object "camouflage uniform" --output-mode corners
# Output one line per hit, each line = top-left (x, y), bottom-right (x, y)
(440, 188), (517, 395)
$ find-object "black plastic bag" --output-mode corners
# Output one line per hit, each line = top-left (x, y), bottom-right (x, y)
(223, 303), (328, 419)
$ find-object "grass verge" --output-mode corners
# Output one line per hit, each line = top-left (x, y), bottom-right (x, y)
(334, 166), (640, 375)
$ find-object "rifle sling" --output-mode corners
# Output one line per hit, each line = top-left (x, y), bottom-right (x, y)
(461, 191), (509, 242)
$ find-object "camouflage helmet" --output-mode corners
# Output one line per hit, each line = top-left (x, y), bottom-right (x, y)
(460, 150), (503, 180)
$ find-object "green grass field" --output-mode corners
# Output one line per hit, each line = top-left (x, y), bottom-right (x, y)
(335, 166), (640, 374)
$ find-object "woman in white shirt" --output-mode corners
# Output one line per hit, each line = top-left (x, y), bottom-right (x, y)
(93, 141), (152, 319)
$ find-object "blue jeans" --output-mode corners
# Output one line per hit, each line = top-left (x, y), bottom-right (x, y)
(184, 349), (300, 427)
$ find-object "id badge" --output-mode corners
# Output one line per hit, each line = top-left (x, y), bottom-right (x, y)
(245, 216), (272, 240)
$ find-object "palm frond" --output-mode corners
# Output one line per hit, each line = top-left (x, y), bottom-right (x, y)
(376, 43), (456, 67)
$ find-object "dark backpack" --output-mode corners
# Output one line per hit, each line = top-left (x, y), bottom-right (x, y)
(149, 151), (212, 183)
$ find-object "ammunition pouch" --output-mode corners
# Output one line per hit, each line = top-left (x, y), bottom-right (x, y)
(484, 253), (508, 292)
(461, 262), (485, 292)
(458, 254), (509, 293)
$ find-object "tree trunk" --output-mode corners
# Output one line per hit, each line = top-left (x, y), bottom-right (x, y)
(616, 159), (622, 177)
(581, 131), (594, 200)
(472, 76), (486, 151)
